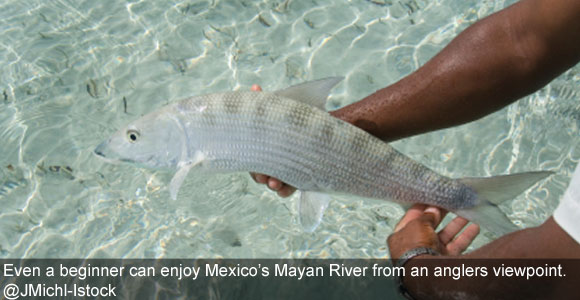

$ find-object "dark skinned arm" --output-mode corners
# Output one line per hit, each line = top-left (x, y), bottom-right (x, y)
(253, 0), (580, 196)
(333, 0), (580, 141)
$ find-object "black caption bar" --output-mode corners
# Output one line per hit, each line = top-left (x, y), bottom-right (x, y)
(1, 259), (579, 299)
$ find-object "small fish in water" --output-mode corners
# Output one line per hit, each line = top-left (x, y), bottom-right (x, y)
(36, 162), (75, 180)
(1, 164), (26, 197)
(94, 78), (551, 235)
(0, 178), (26, 197)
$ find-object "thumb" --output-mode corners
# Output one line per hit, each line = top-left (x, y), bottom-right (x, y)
(420, 206), (443, 229)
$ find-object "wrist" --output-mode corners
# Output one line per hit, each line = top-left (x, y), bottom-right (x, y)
(393, 247), (440, 300)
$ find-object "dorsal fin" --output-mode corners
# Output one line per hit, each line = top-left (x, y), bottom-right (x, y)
(274, 77), (343, 111)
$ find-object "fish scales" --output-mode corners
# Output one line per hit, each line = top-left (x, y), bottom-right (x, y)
(174, 91), (472, 210)
(208, 93), (458, 203)
(182, 93), (382, 185)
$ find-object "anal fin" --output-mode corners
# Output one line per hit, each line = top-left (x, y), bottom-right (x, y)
(299, 191), (331, 232)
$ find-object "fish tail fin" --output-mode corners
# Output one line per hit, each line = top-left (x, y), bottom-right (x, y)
(455, 171), (553, 236)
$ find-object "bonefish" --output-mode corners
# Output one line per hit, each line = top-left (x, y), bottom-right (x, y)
(94, 77), (551, 234)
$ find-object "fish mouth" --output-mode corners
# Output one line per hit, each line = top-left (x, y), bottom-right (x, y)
(94, 141), (108, 157)
(94, 141), (137, 165)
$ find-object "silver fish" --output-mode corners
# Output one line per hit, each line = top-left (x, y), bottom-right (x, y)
(95, 78), (551, 234)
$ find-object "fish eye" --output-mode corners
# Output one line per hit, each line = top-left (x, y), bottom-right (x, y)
(126, 130), (140, 143)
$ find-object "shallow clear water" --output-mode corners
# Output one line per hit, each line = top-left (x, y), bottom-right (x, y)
(0, 0), (578, 259)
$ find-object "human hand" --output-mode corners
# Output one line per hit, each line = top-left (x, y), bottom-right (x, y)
(248, 84), (297, 197)
(387, 204), (480, 259)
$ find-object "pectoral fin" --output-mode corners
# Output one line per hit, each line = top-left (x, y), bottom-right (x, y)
(299, 191), (331, 232)
(169, 151), (205, 200)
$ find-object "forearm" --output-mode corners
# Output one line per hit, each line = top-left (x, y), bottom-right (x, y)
(463, 217), (580, 259)
(332, 0), (580, 141)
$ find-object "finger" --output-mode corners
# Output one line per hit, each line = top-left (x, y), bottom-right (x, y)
(254, 174), (269, 184)
(268, 178), (283, 190)
(277, 185), (296, 197)
(394, 204), (427, 232)
(438, 207), (449, 220)
(421, 206), (443, 228)
(438, 216), (469, 244)
(446, 223), (480, 255)
(250, 172), (257, 181)
(251, 84), (262, 92)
